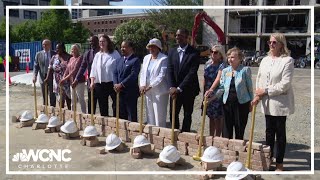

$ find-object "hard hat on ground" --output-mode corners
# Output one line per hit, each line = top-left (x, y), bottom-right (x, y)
(133, 135), (150, 148)
(105, 133), (122, 151)
(159, 145), (180, 163)
(60, 120), (78, 134)
(225, 161), (250, 180)
(19, 110), (33, 122)
(201, 146), (224, 163)
(47, 116), (60, 127)
(35, 114), (49, 123)
(82, 125), (100, 137)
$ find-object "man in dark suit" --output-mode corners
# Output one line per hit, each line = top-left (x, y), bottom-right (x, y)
(167, 28), (200, 132)
(113, 40), (141, 122)
(72, 35), (99, 114)
(33, 39), (56, 107)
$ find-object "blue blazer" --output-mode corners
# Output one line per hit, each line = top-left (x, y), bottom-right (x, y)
(113, 54), (141, 96)
(220, 65), (253, 104)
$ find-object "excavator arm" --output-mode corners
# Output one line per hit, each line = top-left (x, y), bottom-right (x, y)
(191, 11), (226, 46)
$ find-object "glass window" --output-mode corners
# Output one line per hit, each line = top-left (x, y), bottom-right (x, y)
(24, 10), (37, 20)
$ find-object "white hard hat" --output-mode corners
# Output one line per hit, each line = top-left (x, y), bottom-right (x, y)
(225, 161), (250, 180)
(159, 145), (180, 163)
(60, 120), (78, 134)
(20, 110), (33, 122)
(146, 38), (162, 50)
(105, 133), (122, 151)
(82, 125), (100, 137)
(201, 146), (224, 163)
(133, 135), (150, 148)
(35, 114), (49, 123)
(47, 116), (60, 127)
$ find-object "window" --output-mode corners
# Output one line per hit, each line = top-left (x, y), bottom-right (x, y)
(98, 22), (100, 25)
(97, 29), (100, 32)
(120, 20), (123, 23)
(113, 20), (116, 23)
(102, 21), (104, 24)
(87, 22), (90, 25)
(105, 20), (108, 24)
(110, 20), (112, 24)
(102, 29), (104, 32)
(94, 21), (96, 25)
(94, 29), (96, 32)
(24, 10), (37, 20)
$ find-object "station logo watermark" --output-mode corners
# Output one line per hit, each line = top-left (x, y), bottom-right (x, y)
(12, 149), (71, 169)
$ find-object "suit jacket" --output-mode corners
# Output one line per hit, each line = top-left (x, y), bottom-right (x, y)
(220, 65), (254, 104)
(167, 45), (200, 96)
(139, 52), (169, 96)
(256, 56), (295, 116)
(75, 48), (98, 89)
(113, 54), (141, 96)
(33, 50), (56, 83)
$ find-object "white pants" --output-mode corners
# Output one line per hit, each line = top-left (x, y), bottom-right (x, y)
(70, 82), (86, 113)
(145, 92), (169, 127)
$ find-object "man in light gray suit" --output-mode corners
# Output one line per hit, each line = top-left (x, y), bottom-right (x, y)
(33, 39), (56, 107)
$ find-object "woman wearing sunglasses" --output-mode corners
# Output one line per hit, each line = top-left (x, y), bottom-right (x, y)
(203, 45), (227, 136)
(252, 33), (295, 171)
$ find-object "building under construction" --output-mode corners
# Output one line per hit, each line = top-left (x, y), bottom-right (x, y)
(203, 0), (319, 59)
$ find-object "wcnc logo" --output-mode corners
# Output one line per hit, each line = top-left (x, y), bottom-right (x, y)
(12, 149), (72, 162)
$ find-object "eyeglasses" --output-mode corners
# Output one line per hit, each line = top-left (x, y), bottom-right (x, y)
(210, 50), (219, 55)
(267, 41), (278, 45)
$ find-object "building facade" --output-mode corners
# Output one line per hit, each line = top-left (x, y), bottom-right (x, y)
(70, 0), (122, 19)
(0, 0), (52, 25)
(203, 0), (319, 58)
(73, 13), (148, 37)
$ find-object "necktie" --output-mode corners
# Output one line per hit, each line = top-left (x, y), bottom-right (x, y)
(124, 57), (127, 63)
(177, 47), (185, 63)
(45, 52), (49, 69)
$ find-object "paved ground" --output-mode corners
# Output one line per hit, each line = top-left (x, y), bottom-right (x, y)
(0, 66), (319, 179)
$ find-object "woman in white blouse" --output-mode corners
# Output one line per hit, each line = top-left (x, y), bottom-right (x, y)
(90, 34), (121, 116)
(252, 33), (295, 171)
(139, 38), (169, 127)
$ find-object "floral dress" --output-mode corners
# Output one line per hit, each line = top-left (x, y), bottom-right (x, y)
(50, 55), (70, 99)
(203, 59), (227, 119)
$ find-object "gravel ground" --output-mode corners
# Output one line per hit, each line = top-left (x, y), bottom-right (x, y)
(0, 66), (319, 179)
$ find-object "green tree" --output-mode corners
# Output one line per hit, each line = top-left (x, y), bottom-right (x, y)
(10, 0), (89, 43)
(146, 0), (203, 47)
(0, 19), (16, 41)
(63, 22), (90, 43)
(11, 20), (39, 42)
(113, 19), (161, 58)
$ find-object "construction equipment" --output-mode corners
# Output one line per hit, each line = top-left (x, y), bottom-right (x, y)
(171, 97), (176, 145)
(59, 84), (63, 123)
(139, 92), (144, 134)
(82, 89), (99, 138)
(45, 82), (48, 115)
(245, 105), (257, 169)
(191, 11), (226, 47)
(73, 87), (78, 128)
(33, 82), (38, 119)
(193, 96), (208, 161)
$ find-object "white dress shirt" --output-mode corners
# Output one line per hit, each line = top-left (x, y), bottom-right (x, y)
(90, 50), (121, 83)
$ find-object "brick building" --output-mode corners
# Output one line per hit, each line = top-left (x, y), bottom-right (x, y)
(72, 13), (148, 37)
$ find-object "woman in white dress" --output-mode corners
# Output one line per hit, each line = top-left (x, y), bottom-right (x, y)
(139, 38), (169, 127)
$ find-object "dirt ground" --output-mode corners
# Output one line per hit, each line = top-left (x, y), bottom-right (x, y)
(0, 66), (319, 179)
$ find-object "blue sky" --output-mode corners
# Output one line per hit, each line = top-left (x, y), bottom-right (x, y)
(66, 0), (155, 14)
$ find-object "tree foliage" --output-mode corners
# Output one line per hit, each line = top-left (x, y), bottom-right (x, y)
(146, 0), (203, 46)
(113, 19), (161, 58)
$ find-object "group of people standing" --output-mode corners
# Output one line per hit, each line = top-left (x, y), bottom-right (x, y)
(33, 30), (294, 171)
